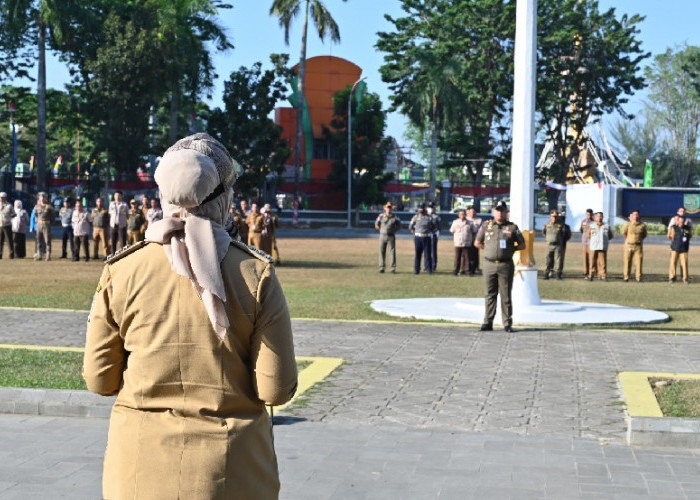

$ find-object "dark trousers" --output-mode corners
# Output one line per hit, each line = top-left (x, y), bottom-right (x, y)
(483, 260), (515, 328)
(453, 246), (468, 274)
(467, 245), (479, 275)
(13, 232), (26, 258)
(426, 233), (438, 271)
(110, 226), (127, 253)
(73, 234), (90, 261)
(0, 225), (14, 258)
(61, 226), (75, 257)
(414, 236), (432, 274)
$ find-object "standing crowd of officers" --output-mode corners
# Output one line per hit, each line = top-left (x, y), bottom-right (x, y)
(227, 199), (281, 265)
(0, 191), (285, 265)
(374, 201), (694, 331)
(0, 190), (163, 262)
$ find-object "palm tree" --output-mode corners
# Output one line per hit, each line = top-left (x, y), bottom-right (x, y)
(154, 0), (232, 144)
(403, 53), (464, 197)
(3, 0), (70, 193)
(269, 0), (345, 197)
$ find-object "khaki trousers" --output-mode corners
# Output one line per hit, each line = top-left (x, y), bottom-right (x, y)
(378, 234), (396, 272)
(93, 228), (110, 257)
(669, 251), (689, 282)
(36, 223), (52, 260)
(127, 230), (144, 246)
(589, 250), (607, 279)
(482, 259), (515, 327)
(623, 243), (643, 281)
(248, 232), (262, 250)
(582, 244), (591, 276)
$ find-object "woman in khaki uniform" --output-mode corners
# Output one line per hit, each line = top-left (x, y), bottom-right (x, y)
(83, 134), (297, 500)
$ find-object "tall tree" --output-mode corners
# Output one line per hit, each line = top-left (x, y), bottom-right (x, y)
(377, 0), (516, 210)
(326, 85), (393, 212)
(269, 0), (345, 197)
(536, 0), (648, 209)
(643, 45), (700, 187)
(2, 0), (72, 193)
(207, 55), (291, 199)
(153, 0), (233, 144)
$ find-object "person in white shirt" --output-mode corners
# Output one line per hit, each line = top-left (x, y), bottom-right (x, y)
(71, 200), (92, 261)
(108, 191), (128, 252)
(450, 209), (476, 275)
(146, 198), (163, 227)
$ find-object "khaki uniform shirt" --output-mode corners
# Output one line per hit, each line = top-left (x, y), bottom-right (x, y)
(375, 213), (401, 236)
(622, 221), (647, 245)
(246, 212), (265, 234)
(543, 221), (564, 245)
(34, 203), (54, 226)
(92, 207), (109, 228)
(476, 219), (525, 262)
(126, 209), (146, 231)
(83, 242), (297, 499)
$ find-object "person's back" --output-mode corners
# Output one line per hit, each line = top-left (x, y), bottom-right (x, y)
(83, 133), (297, 500)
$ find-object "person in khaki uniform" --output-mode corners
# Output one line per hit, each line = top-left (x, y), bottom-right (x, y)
(246, 202), (265, 249)
(83, 133), (297, 500)
(375, 202), (401, 273)
(542, 210), (570, 280)
(91, 197), (110, 259)
(475, 201), (525, 333)
(621, 209), (648, 282)
(34, 192), (55, 260)
(126, 199), (146, 245)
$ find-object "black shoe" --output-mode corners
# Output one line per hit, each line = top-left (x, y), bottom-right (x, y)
(585, 276), (592, 281)
(623, 278), (628, 282)
(504, 326), (514, 333)
(72, 257), (79, 262)
(479, 323), (493, 332)
(543, 274), (550, 280)
(556, 275), (563, 280)
(379, 269), (385, 274)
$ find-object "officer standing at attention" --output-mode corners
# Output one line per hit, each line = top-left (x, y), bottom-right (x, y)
(34, 192), (55, 260)
(91, 197), (110, 259)
(126, 199), (146, 245)
(408, 204), (436, 275)
(426, 202), (441, 272)
(474, 200), (525, 333)
(542, 210), (570, 280)
(59, 198), (75, 259)
(622, 209), (647, 282)
(375, 202), (401, 273)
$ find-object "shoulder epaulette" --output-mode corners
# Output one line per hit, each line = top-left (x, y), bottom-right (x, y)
(230, 239), (273, 264)
(106, 240), (150, 264)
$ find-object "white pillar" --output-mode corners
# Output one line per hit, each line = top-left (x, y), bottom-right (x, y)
(510, 0), (541, 307)
(510, 0), (537, 231)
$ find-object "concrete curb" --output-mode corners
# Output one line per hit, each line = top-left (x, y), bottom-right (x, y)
(0, 387), (114, 419)
(627, 416), (700, 448)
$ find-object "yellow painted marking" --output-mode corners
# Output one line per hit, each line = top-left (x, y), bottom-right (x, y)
(0, 343), (84, 353)
(0, 345), (342, 411)
(618, 371), (700, 417)
(272, 356), (344, 412)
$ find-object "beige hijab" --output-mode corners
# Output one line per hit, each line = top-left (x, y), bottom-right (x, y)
(145, 134), (242, 340)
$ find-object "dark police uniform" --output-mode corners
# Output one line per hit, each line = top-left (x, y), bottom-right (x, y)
(408, 208), (436, 274)
(475, 203), (525, 331)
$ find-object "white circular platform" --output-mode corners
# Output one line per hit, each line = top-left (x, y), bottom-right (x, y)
(370, 297), (669, 326)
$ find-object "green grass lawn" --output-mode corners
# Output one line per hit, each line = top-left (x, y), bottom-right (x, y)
(0, 347), (312, 390)
(0, 235), (697, 331)
(653, 379), (700, 418)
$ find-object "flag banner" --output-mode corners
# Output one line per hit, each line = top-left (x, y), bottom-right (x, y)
(10, 121), (17, 172)
(644, 158), (653, 187)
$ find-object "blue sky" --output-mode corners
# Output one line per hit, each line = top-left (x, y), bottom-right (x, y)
(12, 0), (700, 149)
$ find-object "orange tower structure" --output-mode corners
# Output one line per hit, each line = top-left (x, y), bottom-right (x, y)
(275, 56), (361, 209)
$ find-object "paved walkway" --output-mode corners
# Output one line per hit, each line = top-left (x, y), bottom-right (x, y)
(1, 309), (700, 498)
